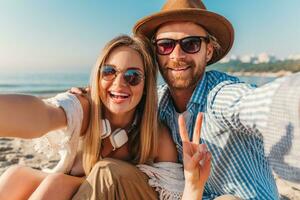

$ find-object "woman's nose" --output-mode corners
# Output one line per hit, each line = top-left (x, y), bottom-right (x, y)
(112, 73), (127, 86)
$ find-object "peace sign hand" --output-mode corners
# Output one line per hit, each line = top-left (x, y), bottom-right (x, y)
(178, 112), (211, 188)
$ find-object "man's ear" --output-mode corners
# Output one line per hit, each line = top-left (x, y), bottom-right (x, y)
(206, 43), (214, 63)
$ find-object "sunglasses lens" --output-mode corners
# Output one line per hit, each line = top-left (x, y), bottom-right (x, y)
(156, 39), (175, 55)
(124, 69), (144, 86)
(101, 66), (143, 86)
(181, 37), (201, 53)
(101, 66), (116, 81)
(155, 37), (204, 55)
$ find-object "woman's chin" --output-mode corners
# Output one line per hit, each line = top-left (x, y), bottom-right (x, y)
(107, 105), (136, 116)
(110, 96), (130, 104)
(103, 98), (139, 117)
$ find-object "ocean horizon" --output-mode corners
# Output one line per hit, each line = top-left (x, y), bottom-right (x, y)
(0, 70), (276, 97)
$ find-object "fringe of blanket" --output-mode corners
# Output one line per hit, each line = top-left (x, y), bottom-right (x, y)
(137, 162), (184, 200)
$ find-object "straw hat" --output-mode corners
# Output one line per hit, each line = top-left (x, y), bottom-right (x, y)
(133, 0), (234, 65)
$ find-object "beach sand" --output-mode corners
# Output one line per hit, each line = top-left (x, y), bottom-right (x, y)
(0, 138), (59, 174)
(0, 138), (299, 199)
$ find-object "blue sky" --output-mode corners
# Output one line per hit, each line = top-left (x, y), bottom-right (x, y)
(1, 0), (300, 72)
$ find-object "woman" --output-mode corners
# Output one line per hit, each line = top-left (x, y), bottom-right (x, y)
(0, 35), (210, 199)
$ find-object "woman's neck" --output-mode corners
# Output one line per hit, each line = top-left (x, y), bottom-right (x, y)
(104, 110), (135, 131)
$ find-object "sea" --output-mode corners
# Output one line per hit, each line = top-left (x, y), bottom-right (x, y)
(0, 71), (276, 97)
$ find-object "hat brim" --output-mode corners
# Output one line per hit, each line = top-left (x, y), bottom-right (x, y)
(133, 9), (234, 65)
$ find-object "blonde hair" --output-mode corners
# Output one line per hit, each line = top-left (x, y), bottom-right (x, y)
(83, 35), (158, 175)
(207, 33), (222, 58)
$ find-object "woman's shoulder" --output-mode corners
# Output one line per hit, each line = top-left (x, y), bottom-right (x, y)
(74, 94), (90, 136)
(155, 123), (178, 162)
(75, 94), (90, 112)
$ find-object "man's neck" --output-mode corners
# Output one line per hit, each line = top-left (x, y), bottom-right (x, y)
(169, 87), (194, 113)
(168, 73), (205, 113)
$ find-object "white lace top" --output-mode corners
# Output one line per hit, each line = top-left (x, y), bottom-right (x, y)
(34, 93), (83, 173)
(33, 92), (185, 199)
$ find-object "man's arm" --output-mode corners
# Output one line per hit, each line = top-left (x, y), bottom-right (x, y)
(208, 75), (286, 134)
(260, 73), (300, 183)
(209, 72), (300, 182)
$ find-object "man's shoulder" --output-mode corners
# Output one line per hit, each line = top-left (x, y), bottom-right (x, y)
(206, 70), (240, 83)
(200, 70), (242, 99)
(206, 77), (255, 110)
(158, 84), (169, 99)
(157, 84), (170, 110)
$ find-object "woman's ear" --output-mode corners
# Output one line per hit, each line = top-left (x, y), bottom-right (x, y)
(206, 43), (214, 63)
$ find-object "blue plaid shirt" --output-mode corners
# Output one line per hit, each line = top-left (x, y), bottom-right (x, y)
(158, 70), (279, 199)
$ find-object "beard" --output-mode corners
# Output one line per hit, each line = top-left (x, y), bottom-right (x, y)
(160, 59), (204, 90)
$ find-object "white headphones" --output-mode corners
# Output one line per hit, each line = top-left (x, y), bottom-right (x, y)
(101, 115), (138, 151)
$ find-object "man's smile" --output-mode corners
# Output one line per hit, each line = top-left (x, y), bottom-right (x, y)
(167, 65), (191, 71)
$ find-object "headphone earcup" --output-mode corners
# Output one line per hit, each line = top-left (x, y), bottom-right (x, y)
(111, 128), (126, 135)
(101, 119), (111, 138)
(109, 128), (129, 150)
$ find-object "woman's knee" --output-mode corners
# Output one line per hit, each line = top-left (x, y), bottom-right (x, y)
(29, 173), (83, 200)
(30, 172), (70, 198)
(3, 165), (27, 175)
(41, 172), (66, 187)
(1, 165), (32, 180)
(41, 173), (83, 189)
(0, 165), (45, 200)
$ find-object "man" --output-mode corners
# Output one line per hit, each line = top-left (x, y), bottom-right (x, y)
(132, 0), (300, 199)
(73, 0), (300, 199)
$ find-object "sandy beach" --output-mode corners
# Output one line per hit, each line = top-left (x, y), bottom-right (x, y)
(0, 138), (59, 174)
(0, 138), (299, 199)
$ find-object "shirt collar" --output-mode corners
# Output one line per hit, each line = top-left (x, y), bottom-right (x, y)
(158, 84), (173, 116)
(189, 72), (208, 106)
(159, 72), (208, 115)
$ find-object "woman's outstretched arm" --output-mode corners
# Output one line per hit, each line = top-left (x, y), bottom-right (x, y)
(0, 94), (67, 138)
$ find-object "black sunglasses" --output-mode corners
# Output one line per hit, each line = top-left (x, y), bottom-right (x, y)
(152, 36), (209, 55)
(100, 65), (145, 86)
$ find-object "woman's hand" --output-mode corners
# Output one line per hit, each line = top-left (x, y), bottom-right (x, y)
(179, 113), (211, 199)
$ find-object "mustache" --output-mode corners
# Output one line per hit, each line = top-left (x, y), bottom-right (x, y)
(166, 60), (194, 68)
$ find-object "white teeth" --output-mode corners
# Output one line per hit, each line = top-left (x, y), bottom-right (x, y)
(174, 68), (186, 71)
(171, 66), (190, 71)
(110, 91), (129, 97)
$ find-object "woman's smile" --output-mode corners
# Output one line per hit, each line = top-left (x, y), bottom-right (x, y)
(108, 90), (131, 104)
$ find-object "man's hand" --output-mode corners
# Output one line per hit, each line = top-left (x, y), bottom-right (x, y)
(179, 113), (211, 199)
(68, 87), (90, 95)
